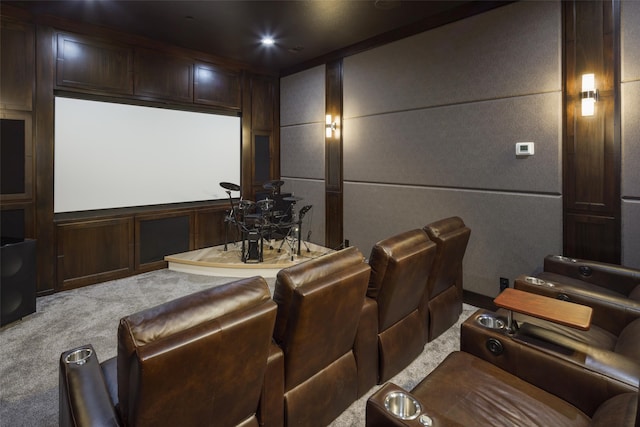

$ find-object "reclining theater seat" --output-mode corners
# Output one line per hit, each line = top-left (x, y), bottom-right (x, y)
(272, 246), (372, 427)
(422, 216), (471, 341)
(367, 351), (639, 427)
(367, 229), (436, 383)
(510, 273), (640, 366)
(59, 276), (277, 427)
(526, 255), (640, 335)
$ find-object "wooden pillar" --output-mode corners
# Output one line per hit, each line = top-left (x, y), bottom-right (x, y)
(325, 59), (343, 249)
(563, 0), (621, 263)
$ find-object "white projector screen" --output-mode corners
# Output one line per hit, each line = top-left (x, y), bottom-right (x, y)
(54, 97), (241, 213)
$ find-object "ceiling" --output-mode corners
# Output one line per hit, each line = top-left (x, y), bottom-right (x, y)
(5, 0), (506, 74)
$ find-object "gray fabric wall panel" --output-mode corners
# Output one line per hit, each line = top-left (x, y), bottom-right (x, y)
(622, 0), (640, 82)
(339, 0), (562, 296)
(622, 201), (640, 267)
(622, 81), (640, 198)
(344, 182), (562, 296)
(280, 65), (325, 126)
(344, 92), (561, 193)
(280, 123), (325, 179)
(622, 3), (640, 269)
(280, 178), (325, 247)
(343, 1), (561, 119)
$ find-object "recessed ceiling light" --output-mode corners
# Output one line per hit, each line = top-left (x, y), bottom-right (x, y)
(261, 36), (275, 46)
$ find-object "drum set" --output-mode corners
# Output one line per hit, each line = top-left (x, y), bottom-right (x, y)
(220, 180), (312, 263)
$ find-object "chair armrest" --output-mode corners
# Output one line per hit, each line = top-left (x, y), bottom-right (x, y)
(366, 382), (462, 427)
(515, 275), (640, 335)
(259, 341), (284, 427)
(544, 255), (640, 296)
(460, 311), (638, 416)
(59, 344), (120, 427)
(354, 297), (378, 396)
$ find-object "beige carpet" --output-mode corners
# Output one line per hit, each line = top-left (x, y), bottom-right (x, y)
(0, 269), (476, 426)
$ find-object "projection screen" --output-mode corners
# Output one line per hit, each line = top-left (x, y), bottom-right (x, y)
(54, 97), (241, 213)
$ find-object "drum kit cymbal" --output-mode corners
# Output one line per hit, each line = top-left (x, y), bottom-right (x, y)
(219, 180), (311, 262)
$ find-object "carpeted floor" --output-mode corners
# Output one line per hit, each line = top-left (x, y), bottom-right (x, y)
(0, 269), (476, 426)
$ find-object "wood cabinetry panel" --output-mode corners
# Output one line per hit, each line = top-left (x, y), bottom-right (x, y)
(56, 33), (133, 94)
(251, 77), (274, 130)
(1, 18), (34, 110)
(135, 49), (193, 102)
(57, 218), (134, 290)
(565, 213), (618, 263)
(194, 63), (241, 109)
(195, 207), (234, 248)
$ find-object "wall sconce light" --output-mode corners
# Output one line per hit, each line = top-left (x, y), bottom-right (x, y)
(325, 114), (339, 138)
(581, 73), (598, 117)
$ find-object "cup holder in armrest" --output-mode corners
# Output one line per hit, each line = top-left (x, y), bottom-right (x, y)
(476, 313), (506, 330)
(384, 391), (422, 421)
(524, 276), (554, 287)
(64, 348), (93, 365)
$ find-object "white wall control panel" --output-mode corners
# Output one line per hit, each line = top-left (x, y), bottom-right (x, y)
(515, 142), (535, 156)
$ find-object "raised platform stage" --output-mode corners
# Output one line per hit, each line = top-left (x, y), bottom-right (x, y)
(165, 240), (334, 278)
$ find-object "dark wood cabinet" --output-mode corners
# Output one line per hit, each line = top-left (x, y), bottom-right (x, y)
(56, 33), (133, 95)
(1, 18), (34, 111)
(194, 63), (241, 109)
(134, 48), (193, 103)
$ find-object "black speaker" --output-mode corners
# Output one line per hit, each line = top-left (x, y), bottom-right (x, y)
(1, 238), (36, 326)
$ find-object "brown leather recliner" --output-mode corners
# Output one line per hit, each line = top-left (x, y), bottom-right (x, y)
(59, 276), (277, 427)
(524, 255), (640, 335)
(271, 246), (372, 427)
(507, 273), (640, 368)
(422, 216), (470, 341)
(367, 350), (639, 427)
(366, 229), (436, 383)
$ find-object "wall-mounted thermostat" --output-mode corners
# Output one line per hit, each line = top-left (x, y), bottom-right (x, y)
(515, 142), (535, 156)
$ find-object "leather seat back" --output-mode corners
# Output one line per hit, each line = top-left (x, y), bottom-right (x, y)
(368, 229), (436, 332)
(367, 229), (436, 382)
(423, 216), (471, 340)
(272, 246), (371, 425)
(117, 276), (276, 427)
(273, 246), (370, 390)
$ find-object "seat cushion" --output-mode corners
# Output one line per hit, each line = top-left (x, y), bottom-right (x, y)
(411, 352), (591, 427)
(590, 392), (638, 427)
(500, 309), (618, 351)
(615, 318), (640, 361)
(628, 285), (640, 302)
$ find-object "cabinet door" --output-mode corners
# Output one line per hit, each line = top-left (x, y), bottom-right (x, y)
(135, 48), (193, 103)
(194, 63), (241, 109)
(56, 33), (133, 94)
(57, 218), (134, 290)
(1, 18), (34, 110)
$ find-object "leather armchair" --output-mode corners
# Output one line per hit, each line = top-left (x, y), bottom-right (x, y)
(512, 274), (640, 362)
(524, 255), (640, 336)
(422, 216), (470, 341)
(366, 351), (638, 427)
(59, 276), (277, 427)
(461, 309), (639, 393)
(366, 229), (436, 383)
(271, 246), (372, 426)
